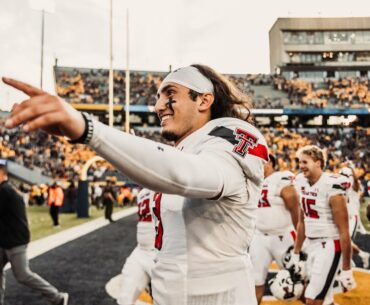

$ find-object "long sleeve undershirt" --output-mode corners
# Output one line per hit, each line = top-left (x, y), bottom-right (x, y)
(88, 121), (227, 198)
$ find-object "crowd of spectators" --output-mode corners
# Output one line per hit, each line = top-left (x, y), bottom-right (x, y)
(273, 75), (370, 108)
(55, 68), (166, 106)
(55, 66), (370, 109)
(262, 126), (369, 183)
(0, 124), (113, 181)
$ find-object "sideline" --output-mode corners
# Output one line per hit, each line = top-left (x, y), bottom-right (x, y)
(5, 207), (137, 270)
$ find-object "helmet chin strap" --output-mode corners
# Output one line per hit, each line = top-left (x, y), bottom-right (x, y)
(165, 97), (176, 112)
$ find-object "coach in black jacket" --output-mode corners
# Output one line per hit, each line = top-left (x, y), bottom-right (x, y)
(0, 164), (68, 305)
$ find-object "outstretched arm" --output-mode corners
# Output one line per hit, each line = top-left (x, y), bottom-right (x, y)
(88, 120), (226, 197)
(2, 78), (229, 198)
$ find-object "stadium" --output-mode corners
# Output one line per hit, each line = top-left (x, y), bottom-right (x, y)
(0, 1), (370, 305)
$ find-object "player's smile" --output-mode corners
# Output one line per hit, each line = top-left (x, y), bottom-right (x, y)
(301, 168), (309, 176)
(159, 113), (174, 126)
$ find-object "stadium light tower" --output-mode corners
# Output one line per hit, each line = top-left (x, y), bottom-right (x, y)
(125, 8), (130, 133)
(108, 0), (114, 127)
(29, 0), (55, 90)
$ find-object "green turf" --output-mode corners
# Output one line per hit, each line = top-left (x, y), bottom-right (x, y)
(27, 205), (123, 241)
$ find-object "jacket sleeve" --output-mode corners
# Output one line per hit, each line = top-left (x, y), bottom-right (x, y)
(88, 121), (229, 198)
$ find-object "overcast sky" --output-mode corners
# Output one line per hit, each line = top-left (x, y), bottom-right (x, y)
(1, 0), (369, 110)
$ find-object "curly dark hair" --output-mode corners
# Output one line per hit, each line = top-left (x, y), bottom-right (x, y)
(190, 64), (253, 123)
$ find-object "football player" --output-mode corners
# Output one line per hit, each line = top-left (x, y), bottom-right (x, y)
(339, 166), (369, 269)
(293, 145), (355, 305)
(117, 188), (156, 305)
(250, 154), (299, 304)
(3, 65), (268, 305)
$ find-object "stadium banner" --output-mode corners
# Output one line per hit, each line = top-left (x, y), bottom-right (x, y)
(283, 108), (370, 115)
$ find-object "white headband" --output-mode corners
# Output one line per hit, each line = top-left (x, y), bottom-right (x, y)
(158, 66), (214, 94)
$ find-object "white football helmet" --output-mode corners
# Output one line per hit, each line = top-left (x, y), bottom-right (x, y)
(268, 269), (304, 301)
(282, 246), (307, 281)
(339, 167), (353, 177)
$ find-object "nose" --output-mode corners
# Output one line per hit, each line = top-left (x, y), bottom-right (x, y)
(154, 95), (167, 114)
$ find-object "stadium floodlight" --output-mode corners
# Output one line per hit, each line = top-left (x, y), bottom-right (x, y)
(28, 0), (55, 89)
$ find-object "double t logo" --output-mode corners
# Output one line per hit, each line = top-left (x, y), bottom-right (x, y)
(233, 128), (258, 157)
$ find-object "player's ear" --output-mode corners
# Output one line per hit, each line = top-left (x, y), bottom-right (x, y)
(315, 160), (322, 169)
(198, 93), (214, 112)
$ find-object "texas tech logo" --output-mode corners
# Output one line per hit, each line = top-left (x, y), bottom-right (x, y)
(233, 128), (258, 157)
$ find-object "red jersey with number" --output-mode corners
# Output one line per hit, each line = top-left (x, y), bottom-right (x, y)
(136, 188), (155, 250)
(295, 172), (347, 239)
(255, 171), (295, 234)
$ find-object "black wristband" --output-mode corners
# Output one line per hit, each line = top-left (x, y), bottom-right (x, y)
(68, 112), (94, 144)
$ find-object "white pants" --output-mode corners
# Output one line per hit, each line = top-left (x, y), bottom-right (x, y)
(151, 255), (257, 305)
(305, 238), (342, 301)
(250, 230), (295, 286)
(117, 246), (156, 305)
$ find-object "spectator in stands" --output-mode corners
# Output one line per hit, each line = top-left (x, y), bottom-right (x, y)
(47, 181), (65, 227)
(0, 164), (69, 305)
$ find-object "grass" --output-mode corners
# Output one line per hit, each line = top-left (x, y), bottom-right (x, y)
(27, 205), (112, 241)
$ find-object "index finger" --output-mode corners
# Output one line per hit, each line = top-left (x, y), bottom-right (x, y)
(2, 77), (45, 97)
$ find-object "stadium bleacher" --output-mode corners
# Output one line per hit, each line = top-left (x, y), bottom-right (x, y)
(54, 66), (370, 109)
(54, 67), (166, 106)
(1, 67), (368, 195)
